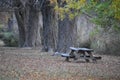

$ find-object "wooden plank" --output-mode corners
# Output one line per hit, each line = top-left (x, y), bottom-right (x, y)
(61, 53), (75, 58)
(61, 53), (70, 57)
(70, 47), (93, 51)
(69, 47), (80, 51)
(78, 48), (93, 51)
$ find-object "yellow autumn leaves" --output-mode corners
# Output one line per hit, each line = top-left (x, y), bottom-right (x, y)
(50, 0), (57, 4)
(50, 0), (87, 20)
(111, 0), (120, 20)
(50, 0), (120, 20)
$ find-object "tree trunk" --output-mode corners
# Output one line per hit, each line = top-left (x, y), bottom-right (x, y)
(55, 0), (77, 52)
(15, 10), (26, 47)
(15, 6), (42, 47)
(41, 1), (58, 51)
(7, 17), (13, 32)
(57, 17), (77, 52)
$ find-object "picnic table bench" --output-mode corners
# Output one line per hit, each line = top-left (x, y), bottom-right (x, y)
(61, 47), (101, 62)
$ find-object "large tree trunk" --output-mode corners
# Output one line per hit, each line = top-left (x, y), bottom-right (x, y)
(41, 1), (58, 51)
(55, 0), (77, 52)
(15, 5), (42, 47)
(57, 18), (77, 52)
(15, 9), (25, 47)
(41, 1), (77, 52)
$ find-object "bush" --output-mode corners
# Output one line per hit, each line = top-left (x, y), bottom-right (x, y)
(1, 32), (18, 47)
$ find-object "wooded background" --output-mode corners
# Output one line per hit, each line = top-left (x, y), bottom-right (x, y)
(0, 0), (120, 55)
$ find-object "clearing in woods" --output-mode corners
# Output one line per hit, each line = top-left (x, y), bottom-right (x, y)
(0, 47), (120, 80)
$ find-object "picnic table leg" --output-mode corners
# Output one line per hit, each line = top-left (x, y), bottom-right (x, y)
(65, 57), (69, 61)
(87, 52), (96, 62)
(77, 51), (90, 62)
(85, 58), (90, 62)
(73, 52), (79, 61)
(84, 56), (90, 62)
(82, 52), (89, 62)
(65, 50), (75, 62)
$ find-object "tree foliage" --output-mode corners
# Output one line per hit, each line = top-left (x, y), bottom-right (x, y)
(50, 0), (120, 30)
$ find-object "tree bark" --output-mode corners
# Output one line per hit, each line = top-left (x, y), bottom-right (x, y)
(15, 5), (42, 47)
(15, 9), (25, 47)
(57, 17), (77, 52)
(55, 0), (77, 52)
(41, 1), (58, 51)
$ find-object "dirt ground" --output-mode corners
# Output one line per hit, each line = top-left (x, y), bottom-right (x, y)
(0, 47), (120, 80)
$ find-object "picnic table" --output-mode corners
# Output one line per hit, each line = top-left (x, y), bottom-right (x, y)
(61, 47), (101, 62)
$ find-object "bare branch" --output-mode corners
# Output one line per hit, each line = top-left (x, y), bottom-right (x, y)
(0, 0), (46, 11)
(19, 0), (28, 7)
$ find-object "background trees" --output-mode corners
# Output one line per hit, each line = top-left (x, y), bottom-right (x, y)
(0, 0), (120, 54)
(50, 0), (120, 55)
(13, 0), (45, 47)
(0, 0), (46, 47)
(0, 0), (76, 52)
(51, 0), (120, 30)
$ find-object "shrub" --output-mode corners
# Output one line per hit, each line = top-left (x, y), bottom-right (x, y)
(1, 32), (18, 47)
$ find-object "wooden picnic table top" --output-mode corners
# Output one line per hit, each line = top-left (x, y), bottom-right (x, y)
(70, 47), (93, 52)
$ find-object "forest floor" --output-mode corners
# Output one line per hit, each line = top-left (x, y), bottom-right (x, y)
(0, 47), (120, 80)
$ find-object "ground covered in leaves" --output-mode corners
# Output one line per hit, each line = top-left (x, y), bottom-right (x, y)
(0, 47), (120, 80)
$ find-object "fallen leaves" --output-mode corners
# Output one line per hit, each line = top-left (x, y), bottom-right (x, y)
(0, 48), (120, 80)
